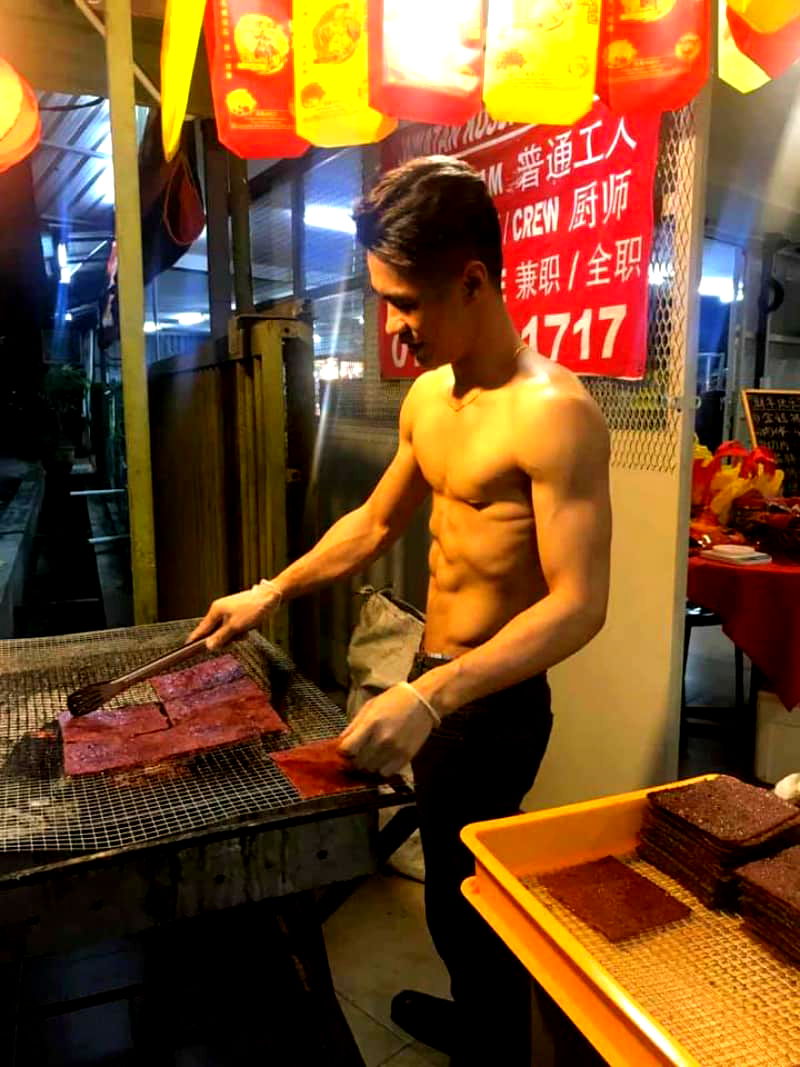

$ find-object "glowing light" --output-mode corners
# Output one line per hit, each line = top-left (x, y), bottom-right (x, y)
(304, 205), (356, 235)
(699, 275), (736, 303)
(172, 311), (209, 327)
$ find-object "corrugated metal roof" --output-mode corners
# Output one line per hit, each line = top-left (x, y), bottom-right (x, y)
(34, 92), (115, 233)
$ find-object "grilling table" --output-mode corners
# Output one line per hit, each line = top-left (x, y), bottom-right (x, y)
(0, 620), (416, 1065)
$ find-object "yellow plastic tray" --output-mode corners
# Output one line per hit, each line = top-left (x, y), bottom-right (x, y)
(461, 774), (800, 1067)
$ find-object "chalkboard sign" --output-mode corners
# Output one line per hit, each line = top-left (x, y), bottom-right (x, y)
(742, 389), (800, 496)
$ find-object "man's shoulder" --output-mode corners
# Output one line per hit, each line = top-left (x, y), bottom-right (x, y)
(513, 351), (599, 419)
(511, 355), (609, 469)
(398, 368), (447, 435)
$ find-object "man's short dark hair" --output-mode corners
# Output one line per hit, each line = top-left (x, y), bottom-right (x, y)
(353, 156), (503, 289)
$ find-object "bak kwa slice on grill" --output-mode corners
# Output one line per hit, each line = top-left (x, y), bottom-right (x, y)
(59, 702), (170, 744)
(64, 714), (265, 776)
(271, 739), (380, 799)
(638, 776), (800, 908)
(162, 675), (287, 735)
(63, 678), (287, 777)
(150, 653), (246, 701)
(538, 856), (691, 943)
(737, 845), (800, 964)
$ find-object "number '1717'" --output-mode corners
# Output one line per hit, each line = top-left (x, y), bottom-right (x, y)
(521, 305), (627, 362)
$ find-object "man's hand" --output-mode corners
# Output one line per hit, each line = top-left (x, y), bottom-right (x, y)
(187, 585), (280, 651)
(338, 685), (435, 777)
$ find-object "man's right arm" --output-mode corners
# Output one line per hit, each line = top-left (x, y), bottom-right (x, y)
(189, 383), (430, 649)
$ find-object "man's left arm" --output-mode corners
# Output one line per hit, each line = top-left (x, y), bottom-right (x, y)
(340, 390), (611, 775)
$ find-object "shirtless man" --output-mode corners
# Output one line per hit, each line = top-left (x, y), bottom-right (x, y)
(190, 157), (611, 1066)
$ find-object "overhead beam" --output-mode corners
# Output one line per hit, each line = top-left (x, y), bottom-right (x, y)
(40, 140), (111, 161)
(105, 0), (159, 624)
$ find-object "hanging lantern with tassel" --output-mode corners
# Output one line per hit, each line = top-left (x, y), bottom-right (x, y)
(368, 0), (485, 126)
(597, 0), (711, 114)
(483, 0), (600, 126)
(205, 0), (308, 158)
(0, 60), (41, 176)
(294, 0), (396, 147)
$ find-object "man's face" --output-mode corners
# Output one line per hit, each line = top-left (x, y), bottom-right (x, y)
(367, 252), (475, 370)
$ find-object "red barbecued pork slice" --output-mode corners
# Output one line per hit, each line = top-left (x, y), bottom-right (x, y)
(150, 654), (245, 701)
(271, 739), (377, 799)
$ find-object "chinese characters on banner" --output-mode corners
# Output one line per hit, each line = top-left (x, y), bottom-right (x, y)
(378, 103), (660, 380)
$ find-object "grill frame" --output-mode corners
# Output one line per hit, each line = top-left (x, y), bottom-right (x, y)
(0, 620), (410, 857)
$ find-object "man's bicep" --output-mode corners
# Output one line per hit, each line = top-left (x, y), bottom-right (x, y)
(534, 478), (611, 610)
(527, 396), (611, 613)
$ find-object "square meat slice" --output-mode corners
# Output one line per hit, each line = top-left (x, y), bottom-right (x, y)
(150, 654), (245, 701)
(133, 715), (263, 766)
(538, 856), (692, 943)
(64, 708), (266, 777)
(59, 702), (169, 744)
(163, 675), (287, 735)
(63, 734), (151, 776)
(271, 739), (378, 799)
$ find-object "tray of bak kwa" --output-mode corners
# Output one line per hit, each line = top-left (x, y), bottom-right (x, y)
(460, 775), (800, 1067)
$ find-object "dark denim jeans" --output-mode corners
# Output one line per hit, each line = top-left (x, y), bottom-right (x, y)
(408, 652), (553, 1066)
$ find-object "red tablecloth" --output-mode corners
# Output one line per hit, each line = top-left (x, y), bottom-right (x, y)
(687, 555), (800, 711)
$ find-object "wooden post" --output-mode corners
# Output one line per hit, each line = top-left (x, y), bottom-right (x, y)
(104, 0), (158, 623)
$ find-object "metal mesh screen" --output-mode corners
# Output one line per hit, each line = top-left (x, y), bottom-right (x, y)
(0, 621), (385, 853)
(524, 858), (800, 1067)
(304, 149), (364, 289)
(585, 106), (699, 473)
(251, 174), (293, 304)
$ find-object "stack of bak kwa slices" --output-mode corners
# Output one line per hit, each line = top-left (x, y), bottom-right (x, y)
(737, 845), (800, 964)
(638, 776), (800, 909)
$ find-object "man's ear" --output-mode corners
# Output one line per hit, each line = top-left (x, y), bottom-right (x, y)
(463, 260), (489, 300)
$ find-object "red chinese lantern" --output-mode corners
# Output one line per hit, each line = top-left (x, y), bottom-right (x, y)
(597, 0), (711, 114)
(0, 61), (41, 176)
(204, 0), (308, 159)
(368, 0), (485, 126)
(726, 4), (800, 80)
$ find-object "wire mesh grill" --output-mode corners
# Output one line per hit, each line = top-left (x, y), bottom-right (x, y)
(0, 620), (373, 853)
(584, 105), (698, 473)
(524, 856), (800, 1067)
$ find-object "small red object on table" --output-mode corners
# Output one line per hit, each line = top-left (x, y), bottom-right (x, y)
(687, 554), (800, 711)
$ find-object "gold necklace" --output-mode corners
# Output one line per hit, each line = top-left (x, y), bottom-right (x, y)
(447, 340), (528, 413)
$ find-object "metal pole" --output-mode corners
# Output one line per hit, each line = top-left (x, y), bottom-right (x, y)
(229, 155), (254, 313)
(104, 0), (158, 623)
(201, 119), (233, 347)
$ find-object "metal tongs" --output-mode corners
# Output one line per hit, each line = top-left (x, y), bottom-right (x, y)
(66, 638), (207, 717)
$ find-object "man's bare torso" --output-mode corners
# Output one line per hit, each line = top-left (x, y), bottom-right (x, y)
(410, 350), (591, 655)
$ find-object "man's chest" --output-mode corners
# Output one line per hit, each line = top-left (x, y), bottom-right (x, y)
(412, 401), (530, 506)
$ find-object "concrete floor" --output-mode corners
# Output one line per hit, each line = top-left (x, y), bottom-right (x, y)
(324, 872), (449, 1067)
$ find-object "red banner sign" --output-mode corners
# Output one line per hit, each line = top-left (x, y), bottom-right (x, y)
(378, 103), (660, 380)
